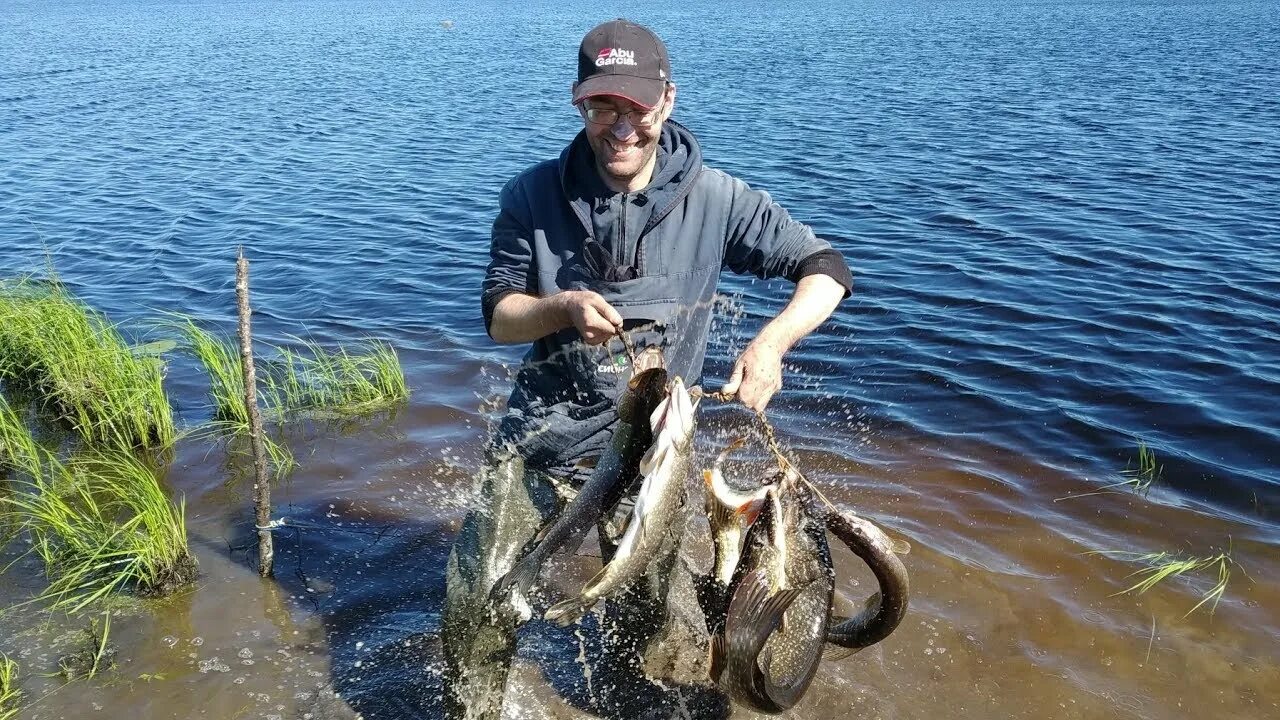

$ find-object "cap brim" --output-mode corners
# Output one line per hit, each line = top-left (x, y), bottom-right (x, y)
(572, 74), (664, 109)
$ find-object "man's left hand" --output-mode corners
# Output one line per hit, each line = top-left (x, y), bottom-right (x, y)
(721, 340), (784, 412)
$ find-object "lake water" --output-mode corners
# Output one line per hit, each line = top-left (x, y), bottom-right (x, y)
(1, 0), (1277, 718)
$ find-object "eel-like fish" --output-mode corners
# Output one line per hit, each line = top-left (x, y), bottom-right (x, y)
(823, 508), (910, 649)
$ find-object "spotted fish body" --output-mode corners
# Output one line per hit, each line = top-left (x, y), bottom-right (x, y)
(544, 376), (699, 626)
(712, 470), (834, 714)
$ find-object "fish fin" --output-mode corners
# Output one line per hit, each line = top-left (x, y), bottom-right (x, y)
(544, 598), (592, 627)
(821, 643), (862, 661)
(757, 643), (775, 678)
(639, 441), (669, 476)
(724, 571), (802, 664)
(707, 492), (737, 530)
(572, 455), (601, 471)
(709, 632), (726, 682)
(891, 538), (912, 555)
(488, 558), (538, 608)
(649, 395), (671, 432)
(582, 559), (608, 586)
(703, 469), (714, 488)
(737, 497), (766, 526)
(823, 613), (864, 657)
(864, 590), (883, 611)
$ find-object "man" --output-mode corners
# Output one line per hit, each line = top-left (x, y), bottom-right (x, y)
(442, 18), (852, 719)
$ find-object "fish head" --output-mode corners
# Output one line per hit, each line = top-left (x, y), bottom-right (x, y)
(619, 365), (670, 425)
(648, 375), (696, 438)
(627, 345), (666, 378)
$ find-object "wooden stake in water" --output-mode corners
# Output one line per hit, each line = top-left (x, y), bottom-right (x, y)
(236, 248), (273, 577)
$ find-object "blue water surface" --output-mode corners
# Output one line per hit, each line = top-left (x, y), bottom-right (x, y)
(2, 0), (1278, 516)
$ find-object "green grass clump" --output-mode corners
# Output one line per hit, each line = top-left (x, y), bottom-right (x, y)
(0, 652), (20, 720)
(1090, 549), (1242, 617)
(174, 319), (295, 476)
(0, 449), (196, 613)
(263, 339), (409, 416)
(176, 319), (408, 421)
(0, 394), (42, 480)
(0, 278), (174, 449)
(173, 318), (244, 423)
(176, 322), (406, 478)
(1119, 441), (1162, 494)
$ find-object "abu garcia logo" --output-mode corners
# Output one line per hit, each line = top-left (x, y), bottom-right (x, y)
(596, 47), (637, 67)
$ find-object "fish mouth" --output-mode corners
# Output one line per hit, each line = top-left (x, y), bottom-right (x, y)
(627, 346), (667, 385)
(648, 375), (696, 437)
(706, 436), (770, 525)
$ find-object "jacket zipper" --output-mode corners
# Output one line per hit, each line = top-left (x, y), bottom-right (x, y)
(617, 192), (628, 269)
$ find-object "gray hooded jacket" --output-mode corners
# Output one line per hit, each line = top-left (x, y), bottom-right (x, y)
(482, 121), (850, 474)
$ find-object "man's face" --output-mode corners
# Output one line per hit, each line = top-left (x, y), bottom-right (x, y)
(577, 85), (675, 190)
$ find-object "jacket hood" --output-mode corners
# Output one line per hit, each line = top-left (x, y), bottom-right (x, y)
(559, 119), (703, 236)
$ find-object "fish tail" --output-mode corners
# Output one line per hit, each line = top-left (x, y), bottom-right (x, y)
(488, 558), (538, 609)
(544, 597), (592, 627)
(719, 570), (802, 711)
(709, 631), (727, 683)
(544, 561), (613, 627)
(825, 509), (910, 648)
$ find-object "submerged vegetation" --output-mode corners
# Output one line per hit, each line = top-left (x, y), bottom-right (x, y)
(1, 450), (195, 613)
(1055, 439), (1165, 502)
(0, 653), (19, 720)
(1090, 549), (1243, 617)
(0, 278), (174, 449)
(58, 612), (116, 681)
(1118, 441), (1163, 495)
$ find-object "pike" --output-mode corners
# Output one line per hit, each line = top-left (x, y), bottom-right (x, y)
(488, 347), (669, 614)
(544, 375), (699, 626)
(704, 436), (770, 586)
(712, 469), (833, 714)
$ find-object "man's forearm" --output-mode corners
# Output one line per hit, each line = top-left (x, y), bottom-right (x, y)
(753, 273), (847, 353)
(488, 292), (569, 344)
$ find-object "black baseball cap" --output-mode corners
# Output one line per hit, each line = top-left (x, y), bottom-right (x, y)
(573, 19), (671, 109)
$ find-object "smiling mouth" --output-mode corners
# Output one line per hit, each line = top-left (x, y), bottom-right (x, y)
(605, 138), (641, 155)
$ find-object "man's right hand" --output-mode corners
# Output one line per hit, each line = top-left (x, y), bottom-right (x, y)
(488, 290), (622, 345)
(554, 290), (623, 345)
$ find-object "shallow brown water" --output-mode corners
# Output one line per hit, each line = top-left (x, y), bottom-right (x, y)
(2, 382), (1275, 720)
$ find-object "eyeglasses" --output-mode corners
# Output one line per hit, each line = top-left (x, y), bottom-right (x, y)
(580, 98), (665, 128)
